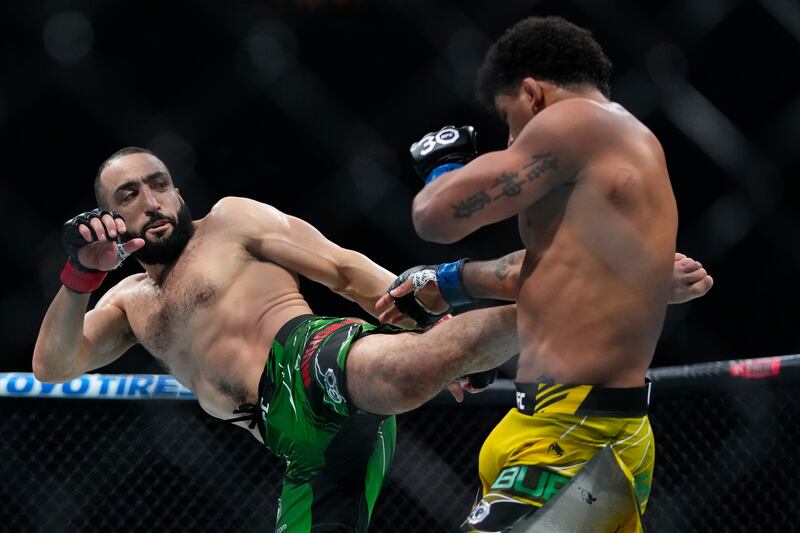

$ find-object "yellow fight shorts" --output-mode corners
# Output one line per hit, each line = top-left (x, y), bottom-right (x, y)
(463, 380), (654, 532)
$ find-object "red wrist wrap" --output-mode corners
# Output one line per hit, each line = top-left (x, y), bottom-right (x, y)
(60, 261), (107, 293)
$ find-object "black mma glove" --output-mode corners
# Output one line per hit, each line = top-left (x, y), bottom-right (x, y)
(388, 259), (479, 328)
(409, 125), (477, 184)
(60, 209), (129, 293)
(388, 264), (448, 329)
(464, 368), (498, 389)
(63, 209), (126, 271)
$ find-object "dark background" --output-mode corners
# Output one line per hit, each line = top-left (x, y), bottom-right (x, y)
(2, 0), (798, 375)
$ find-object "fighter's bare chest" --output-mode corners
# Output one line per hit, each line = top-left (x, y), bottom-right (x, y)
(125, 244), (240, 356)
(126, 273), (218, 356)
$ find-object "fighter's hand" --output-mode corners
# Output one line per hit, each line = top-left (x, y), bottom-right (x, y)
(63, 209), (144, 272)
(446, 371), (495, 402)
(376, 265), (449, 328)
(375, 283), (407, 325)
(669, 252), (713, 304)
(410, 125), (477, 184)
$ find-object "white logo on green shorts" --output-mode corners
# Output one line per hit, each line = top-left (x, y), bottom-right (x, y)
(324, 368), (344, 404)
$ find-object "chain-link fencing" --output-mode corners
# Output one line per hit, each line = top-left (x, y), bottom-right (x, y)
(1, 355), (798, 532)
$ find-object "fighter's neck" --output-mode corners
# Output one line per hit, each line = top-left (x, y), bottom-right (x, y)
(544, 85), (608, 107)
(137, 246), (189, 285)
(139, 261), (174, 285)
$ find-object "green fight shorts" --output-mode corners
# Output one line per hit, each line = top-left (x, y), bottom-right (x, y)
(256, 314), (399, 533)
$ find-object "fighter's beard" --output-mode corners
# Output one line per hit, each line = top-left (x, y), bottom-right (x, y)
(128, 203), (195, 265)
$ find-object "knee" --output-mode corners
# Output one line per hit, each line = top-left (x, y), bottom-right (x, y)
(382, 375), (433, 414)
(386, 342), (457, 410)
(346, 333), (449, 415)
(346, 351), (430, 415)
(356, 368), (430, 415)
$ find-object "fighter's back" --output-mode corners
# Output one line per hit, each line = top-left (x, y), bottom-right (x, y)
(515, 100), (678, 386)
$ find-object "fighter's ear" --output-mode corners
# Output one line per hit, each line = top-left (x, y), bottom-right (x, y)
(520, 77), (544, 114)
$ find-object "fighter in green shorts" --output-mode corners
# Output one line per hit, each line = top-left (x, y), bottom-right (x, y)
(254, 315), (399, 532)
(35, 153), (520, 533)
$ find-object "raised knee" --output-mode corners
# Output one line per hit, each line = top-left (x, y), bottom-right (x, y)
(346, 354), (430, 415)
(386, 377), (431, 413)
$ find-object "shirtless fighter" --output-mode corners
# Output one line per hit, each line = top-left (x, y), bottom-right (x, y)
(376, 16), (713, 532)
(32, 147), (521, 533)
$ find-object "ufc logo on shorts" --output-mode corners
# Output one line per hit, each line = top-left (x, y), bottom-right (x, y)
(516, 391), (526, 410)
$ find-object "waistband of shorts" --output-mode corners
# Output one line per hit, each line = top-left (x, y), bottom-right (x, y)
(274, 313), (318, 346)
(514, 379), (651, 418)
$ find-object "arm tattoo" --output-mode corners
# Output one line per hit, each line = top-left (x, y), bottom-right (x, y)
(494, 250), (525, 281)
(452, 191), (492, 219)
(450, 153), (559, 219)
(491, 172), (523, 199)
(522, 153), (558, 181)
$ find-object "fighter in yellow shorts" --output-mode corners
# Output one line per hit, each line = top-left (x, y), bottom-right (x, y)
(466, 380), (653, 530)
(377, 15), (712, 532)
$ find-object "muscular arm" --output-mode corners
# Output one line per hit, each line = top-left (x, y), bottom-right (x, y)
(230, 197), (396, 319)
(33, 283), (137, 383)
(463, 251), (711, 304)
(462, 250), (525, 301)
(411, 101), (595, 243)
